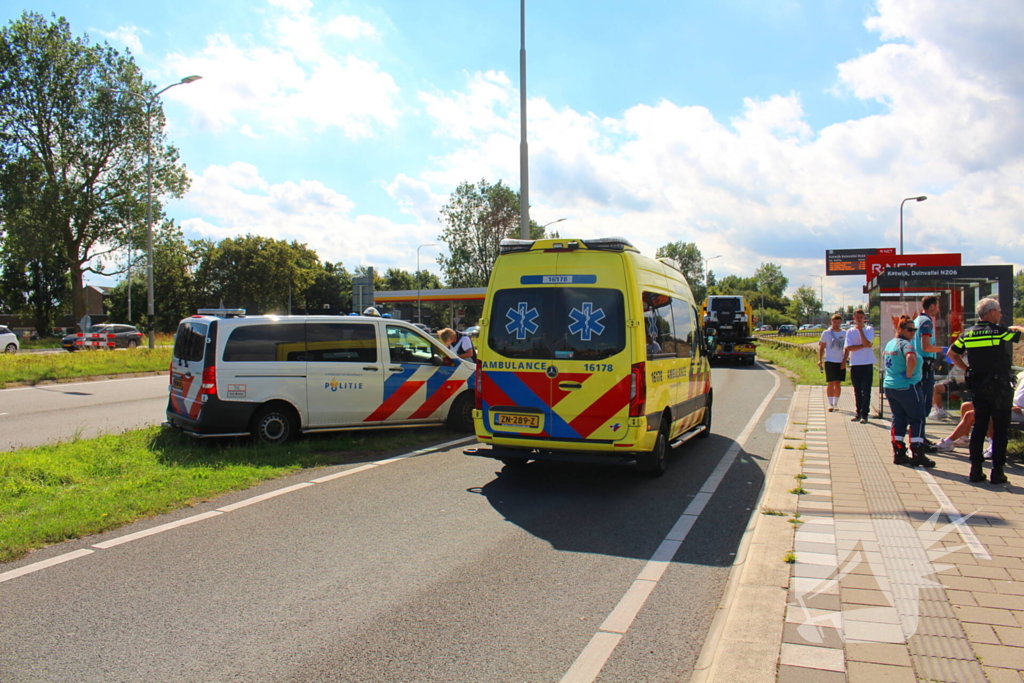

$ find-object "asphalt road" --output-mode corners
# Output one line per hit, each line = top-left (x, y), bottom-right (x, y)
(0, 363), (793, 683)
(0, 375), (168, 451)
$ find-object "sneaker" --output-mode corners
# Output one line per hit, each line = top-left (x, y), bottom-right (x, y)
(828, 406), (835, 412)
(860, 417), (868, 424)
(928, 408), (950, 421)
(953, 436), (971, 447)
(990, 471), (1009, 485)
(935, 438), (955, 452)
(851, 415), (861, 422)
(984, 438), (993, 460)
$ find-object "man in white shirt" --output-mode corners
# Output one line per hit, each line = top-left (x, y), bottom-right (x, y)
(843, 308), (875, 424)
(817, 314), (847, 412)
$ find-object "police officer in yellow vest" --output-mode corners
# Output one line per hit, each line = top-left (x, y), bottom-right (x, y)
(948, 298), (1024, 484)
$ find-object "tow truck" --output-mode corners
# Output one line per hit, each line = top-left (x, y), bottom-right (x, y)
(702, 295), (757, 365)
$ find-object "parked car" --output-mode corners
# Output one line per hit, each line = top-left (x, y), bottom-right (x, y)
(0, 325), (19, 354)
(62, 324), (144, 352)
(777, 324), (797, 336)
(463, 325), (480, 338)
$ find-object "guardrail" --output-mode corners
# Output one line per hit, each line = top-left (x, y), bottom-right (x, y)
(755, 336), (817, 355)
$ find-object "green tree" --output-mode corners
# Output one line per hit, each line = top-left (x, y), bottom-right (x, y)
(656, 241), (706, 300)
(1014, 268), (1024, 318)
(194, 235), (321, 314)
(304, 261), (353, 313)
(436, 179), (545, 288)
(382, 267), (416, 292)
(0, 12), (190, 325)
(754, 262), (788, 298)
(788, 285), (821, 324)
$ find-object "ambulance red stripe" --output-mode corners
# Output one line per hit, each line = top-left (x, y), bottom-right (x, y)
(569, 374), (631, 438)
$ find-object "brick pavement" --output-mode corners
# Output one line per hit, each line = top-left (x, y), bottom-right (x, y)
(774, 386), (1024, 683)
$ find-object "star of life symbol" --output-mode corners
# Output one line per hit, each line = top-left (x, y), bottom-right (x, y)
(793, 508), (980, 645)
(506, 302), (539, 340)
(568, 302), (606, 341)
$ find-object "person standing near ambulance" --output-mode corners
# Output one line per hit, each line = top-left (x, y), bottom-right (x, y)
(883, 315), (935, 468)
(843, 309), (875, 423)
(913, 296), (943, 451)
(948, 297), (1024, 484)
(439, 328), (475, 360)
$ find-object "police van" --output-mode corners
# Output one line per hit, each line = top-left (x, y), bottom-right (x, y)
(165, 310), (475, 443)
(466, 237), (712, 476)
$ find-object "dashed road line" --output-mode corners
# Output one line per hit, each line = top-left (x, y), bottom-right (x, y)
(560, 372), (782, 683)
(0, 435), (476, 584)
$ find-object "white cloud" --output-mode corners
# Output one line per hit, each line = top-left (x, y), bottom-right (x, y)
(403, 0), (1024, 297)
(159, 2), (397, 138)
(170, 0), (1024, 304)
(93, 24), (147, 55)
(181, 163), (437, 270)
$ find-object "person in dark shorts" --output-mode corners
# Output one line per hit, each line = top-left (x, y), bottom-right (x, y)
(817, 314), (847, 412)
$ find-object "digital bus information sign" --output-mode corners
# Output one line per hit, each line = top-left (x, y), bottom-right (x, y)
(826, 248), (896, 276)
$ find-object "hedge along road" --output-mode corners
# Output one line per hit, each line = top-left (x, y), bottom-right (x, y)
(0, 362), (792, 683)
(0, 375), (169, 451)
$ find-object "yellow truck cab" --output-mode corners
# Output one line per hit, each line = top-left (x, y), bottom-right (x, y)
(465, 236), (712, 476)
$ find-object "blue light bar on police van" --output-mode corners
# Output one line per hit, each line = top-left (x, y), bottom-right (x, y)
(196, 308), (247, 317)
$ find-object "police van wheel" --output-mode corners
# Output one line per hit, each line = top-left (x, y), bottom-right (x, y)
(446, 392), (474, 432)
(252, 404), (298, 445)
(638, 423), (670, 477)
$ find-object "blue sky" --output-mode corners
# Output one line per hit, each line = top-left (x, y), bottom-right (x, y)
(3, 0), (1023, 310)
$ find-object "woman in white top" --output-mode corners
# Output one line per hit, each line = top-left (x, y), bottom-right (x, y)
(818, 314), (847, 411)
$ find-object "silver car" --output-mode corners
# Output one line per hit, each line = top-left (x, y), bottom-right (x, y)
(0, 325), (20, 354)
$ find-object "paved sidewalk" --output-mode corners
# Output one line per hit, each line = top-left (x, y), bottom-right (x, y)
(695, 385), (1024, 683)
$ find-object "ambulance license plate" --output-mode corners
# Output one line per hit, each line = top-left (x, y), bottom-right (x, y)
(496, 413), (539, 428)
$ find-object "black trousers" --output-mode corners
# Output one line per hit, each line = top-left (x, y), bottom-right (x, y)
(969, 374), (1013, 469)
(850, 364), (873, 419)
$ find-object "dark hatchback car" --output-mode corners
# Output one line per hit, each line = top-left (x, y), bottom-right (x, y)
(62, 324), (144, 351)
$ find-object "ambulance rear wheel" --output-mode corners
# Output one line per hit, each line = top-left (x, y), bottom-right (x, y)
(252, 403), (298, 445)
(447, 392), (474, 432)
(638, 423), (669, 477)
(697, 393), (713, 438)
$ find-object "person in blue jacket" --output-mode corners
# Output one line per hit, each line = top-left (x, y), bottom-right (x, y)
(883, 314), (935, 468)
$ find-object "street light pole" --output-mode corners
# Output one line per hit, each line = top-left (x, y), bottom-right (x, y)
(899, 195), (927, 255)
(519, 0), (530, 239)
(541, 217), (566, 232)
(817, 275), (824, 319)
(100, 75), (201, 348)
(417, 243), (438, 326)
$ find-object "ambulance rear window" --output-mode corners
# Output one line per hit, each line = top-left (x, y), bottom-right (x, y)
(488, 287), (625, 360)
(173, 322), (208, 362)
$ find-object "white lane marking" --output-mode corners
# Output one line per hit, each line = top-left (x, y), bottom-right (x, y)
(309, 463), (378, 483)
(1, 375), (164, 392)
(92, 511), (224, 549)
(916, 470), (991, 560)
(216, 483), (316, 512)
(0, 549), (95, 584)
(0, 436), (480, 584)
(561, 632), (623, 683)
(560, 371), (782, 683)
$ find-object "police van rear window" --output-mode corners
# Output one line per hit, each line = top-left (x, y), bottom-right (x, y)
(173, 322), (208, 362)
(489, 287), (625, 360)
(223, 324), (306, 362)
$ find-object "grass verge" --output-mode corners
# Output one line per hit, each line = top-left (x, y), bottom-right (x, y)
(0, 347), (172, 388)
(0, 425), (467, 564)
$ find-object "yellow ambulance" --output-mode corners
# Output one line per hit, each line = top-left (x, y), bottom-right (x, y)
(466, 237), (712, 475)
